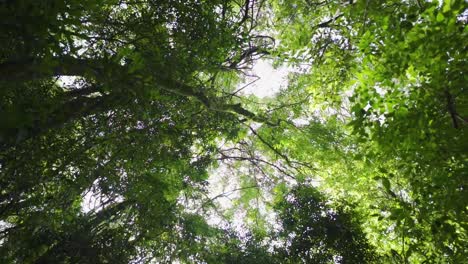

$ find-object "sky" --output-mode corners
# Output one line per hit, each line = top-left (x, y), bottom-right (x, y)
(202, 59), (295, 235)
(240, 59), (292, 98)
(80, 59), (293, 215)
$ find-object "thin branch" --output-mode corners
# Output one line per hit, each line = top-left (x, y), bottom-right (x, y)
(445, 90), (459, 129)
(248, 125), (291, 165)
(197, 185), (259, 215)
(229, 76), (260, 97)
(216, 153), (296, 179)
(316, 14), (344, 28)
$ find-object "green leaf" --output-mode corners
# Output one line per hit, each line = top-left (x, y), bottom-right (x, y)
(436, 13), (445, 22)
(381, 178), (391, 191)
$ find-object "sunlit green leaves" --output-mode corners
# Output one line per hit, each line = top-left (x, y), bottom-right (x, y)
(1, 0), (467, 263)
(264, 0), (468, 262)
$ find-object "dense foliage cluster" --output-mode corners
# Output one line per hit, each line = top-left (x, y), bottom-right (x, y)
(1, 0), (466, 263)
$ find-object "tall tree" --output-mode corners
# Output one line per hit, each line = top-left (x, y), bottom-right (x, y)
(1, 0), (466, 263)
(256, 0), (468, 262)
(0, 0), (273, 262)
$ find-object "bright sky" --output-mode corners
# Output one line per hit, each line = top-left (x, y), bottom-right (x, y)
(80, 59), (292, 213)
(203, 59), (294, 236)
(240, 59), (292, 98)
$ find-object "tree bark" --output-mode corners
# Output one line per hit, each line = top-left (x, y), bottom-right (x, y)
(0, 56), (107, 81)
(0, 94), (118, 149)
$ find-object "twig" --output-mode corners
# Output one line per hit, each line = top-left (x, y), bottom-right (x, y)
(248, 125), (291, 165)
(445, 90), (459, 129)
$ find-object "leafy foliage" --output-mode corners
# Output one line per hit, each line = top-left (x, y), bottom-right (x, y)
(273, 185), (376, 263)
(1, 0), (467, 263)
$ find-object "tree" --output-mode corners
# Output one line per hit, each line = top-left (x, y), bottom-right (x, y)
(0, 0), (272, 262)
(256, 0), (468, 262)
(272, 185), (376, 264)
(1, 0), (467, 263)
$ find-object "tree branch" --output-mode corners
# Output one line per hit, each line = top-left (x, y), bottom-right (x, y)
(157, 78), (277, 125)
(445, 90), (459, 129)
(248, 125), (292, 166)
(0, 56), (107, 81)
(316, 14), (344, 28)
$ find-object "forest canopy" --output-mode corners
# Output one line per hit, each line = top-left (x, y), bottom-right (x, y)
(0, 0), (467, 263)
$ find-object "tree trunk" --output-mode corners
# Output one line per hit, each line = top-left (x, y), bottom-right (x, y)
(0, 93), (120, 149)
(0, 56), (107, 81)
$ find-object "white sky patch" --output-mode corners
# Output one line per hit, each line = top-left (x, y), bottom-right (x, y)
(207, 163), (242, 210)
(57, 75), (79, 87)
(0, 220), (14, 245)
(81, 182), (103, 213)
(81, 179), (124, 213)
(292, 117), (311, 127)
(202, 59), (308, 237)
(240, 59), (292, 98)
(364, 102), (372, 112)
(374, 83), (387, 97)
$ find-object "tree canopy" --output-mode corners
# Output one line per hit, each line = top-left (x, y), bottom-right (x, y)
(1, 0), (467, 263)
